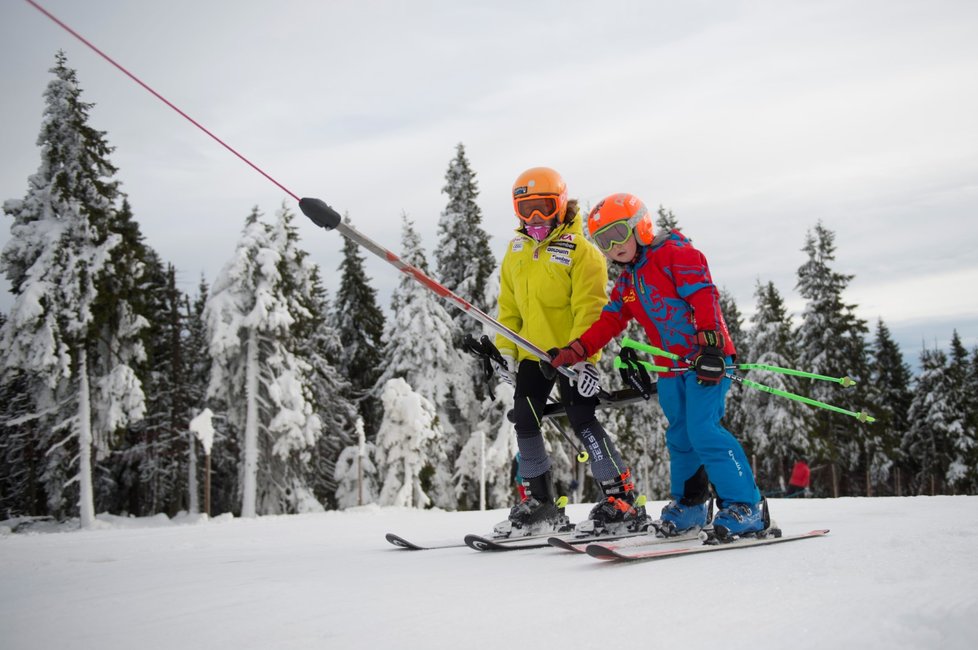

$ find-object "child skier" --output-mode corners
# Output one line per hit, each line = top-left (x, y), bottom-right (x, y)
(494, 168), (651, 538)
(549, 193), (770, 540)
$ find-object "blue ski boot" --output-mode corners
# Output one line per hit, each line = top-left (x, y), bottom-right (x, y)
(656, 498), (710, 537)
(708, 498), (769, 542)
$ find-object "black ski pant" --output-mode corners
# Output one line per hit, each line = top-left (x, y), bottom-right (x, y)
(512, 359), (626, 484)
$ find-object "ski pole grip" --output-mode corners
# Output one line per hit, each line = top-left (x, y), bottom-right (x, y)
(299, 197), (342, 230)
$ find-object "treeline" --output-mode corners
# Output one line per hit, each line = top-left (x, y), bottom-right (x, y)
(1, 54), (976, 525)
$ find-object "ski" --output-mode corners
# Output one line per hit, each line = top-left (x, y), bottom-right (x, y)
(586, 528), (830, 562)
(464, 530), (575, 551)
(385, 533), (469, 551)
(548, 529), (701, 553)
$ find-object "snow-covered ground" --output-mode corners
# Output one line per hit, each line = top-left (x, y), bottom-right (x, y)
(2, 496), (976, 650)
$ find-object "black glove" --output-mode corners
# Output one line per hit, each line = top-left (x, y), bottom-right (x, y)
(692, 330), (726, 385)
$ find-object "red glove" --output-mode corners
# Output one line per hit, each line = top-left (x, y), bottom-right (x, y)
(548, 339), (588, 367)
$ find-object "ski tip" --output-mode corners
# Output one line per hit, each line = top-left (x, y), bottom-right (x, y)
(463, 534), (494, 551)
(585, 544), (621, 560)
(385, 533), (420, 550)
(298, 197), (342, 230)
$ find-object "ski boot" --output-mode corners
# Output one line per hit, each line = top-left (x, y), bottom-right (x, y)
(575, 469), (652, 538)
(701, 497), (779, 544)
(493, 470), (572, 538)
(653, 465), (712, 537)
(654, 498), (711, 537)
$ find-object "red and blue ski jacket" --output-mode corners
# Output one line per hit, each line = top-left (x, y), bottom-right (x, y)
(578, 229), (736, 376)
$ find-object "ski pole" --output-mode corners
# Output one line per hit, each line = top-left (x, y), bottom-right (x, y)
(299, 198), (593, 389)
(730, 375), (876, 423)
(620, 337), (857, 386)
(614, 356), (876, 423)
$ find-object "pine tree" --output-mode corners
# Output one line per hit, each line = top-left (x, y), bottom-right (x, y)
(279, 209), (358, 509)
(945, 331), (977, 493)
(112, 257), (186, 516)
(334, 418), (379, 508)
(205, 205), (344, 516)
(718, 287), (748, 436)
(435, 143), (496, 343)
(374, 214), (471, 509)
(740, 281), (809, 493)
(866, 319), (913, 495)
(374, 378), (445, 508)
(332, 214), (386, 436)
(904, 348), (955, 494)
(656, 206), (681, 232)
(795, 221), (870, 496)
(453, 382), (519, 510)
(0, 52), (146, 525)
(0, 311), (44, 517)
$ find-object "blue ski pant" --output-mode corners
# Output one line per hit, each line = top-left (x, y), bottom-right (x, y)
(656, 365), (760, 506)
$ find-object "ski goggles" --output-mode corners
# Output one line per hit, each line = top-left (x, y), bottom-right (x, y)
(592, 220), (634, 252)
(515, 195), (559, 222)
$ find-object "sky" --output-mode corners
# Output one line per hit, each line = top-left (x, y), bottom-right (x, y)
(1, 0), (976, 364)
(2, 496), (977, 649)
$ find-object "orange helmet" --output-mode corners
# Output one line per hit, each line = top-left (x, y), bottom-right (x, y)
(587, 193), (654, 250)
(512, 167), (569, 224)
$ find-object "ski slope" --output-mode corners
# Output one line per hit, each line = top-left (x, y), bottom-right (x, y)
(2, 496), (976, 650)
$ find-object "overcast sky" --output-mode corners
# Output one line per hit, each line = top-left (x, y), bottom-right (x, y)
(2, 0), (976, 362)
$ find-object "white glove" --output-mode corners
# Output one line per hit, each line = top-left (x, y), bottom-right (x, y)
(493, 352), (517, 386)
(571, 361), (601, 398)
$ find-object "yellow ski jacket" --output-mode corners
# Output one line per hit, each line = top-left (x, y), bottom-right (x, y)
(495, 211), (608, 363)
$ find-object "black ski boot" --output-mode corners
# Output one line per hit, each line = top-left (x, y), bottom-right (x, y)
(576, 469), (652, 537)
(493, 470), (572, 538)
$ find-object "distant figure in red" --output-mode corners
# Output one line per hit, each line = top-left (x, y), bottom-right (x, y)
(786, 460), (811, 496)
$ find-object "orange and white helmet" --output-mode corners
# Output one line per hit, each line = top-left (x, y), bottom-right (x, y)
(512, 167), (569, 224)
(587, 193), (653, 251)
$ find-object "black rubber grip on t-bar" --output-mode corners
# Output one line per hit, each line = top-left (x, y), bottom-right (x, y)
(299, 198), (342, 230)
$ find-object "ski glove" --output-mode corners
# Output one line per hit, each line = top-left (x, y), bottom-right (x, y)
(548, 339), (589, 368)
(493, 351), (516, 386)
(692, 330), (726, 385)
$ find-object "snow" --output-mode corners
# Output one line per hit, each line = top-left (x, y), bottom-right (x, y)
(2, 497), (977, 650)
(188, 408), (215, 455)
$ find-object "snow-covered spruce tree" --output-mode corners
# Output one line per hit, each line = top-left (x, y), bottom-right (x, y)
(282, 223), (358, 509)
(656, 206), (681, 232)
(373, 214), (471, 509)
(739, 281), (809, 493)
(794, 221), (870, 496)
(331, 214), (386, 437)
(374, 378), (445, 508)
(946, 331), (977, 493)
(185, 276), (238, 514)
(334, 418), (379, 508)
(453, 381), (520, 509)
(866, 318), (913, 495)
(0, 52), (146, 526)
(435, 143), (496, 346)
(963, 345), (978, 492)
(904, 347), (956, 495)
(718, 287), (748, 439)
(206, 205), (345, 516)
(109, 257), (187, 516)
(0, 311), (44, 517)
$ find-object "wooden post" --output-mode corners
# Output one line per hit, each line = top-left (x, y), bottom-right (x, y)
(204, 452), (211, 517)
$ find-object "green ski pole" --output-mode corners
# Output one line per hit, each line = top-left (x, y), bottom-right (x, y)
(614, 355), (876, 423)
